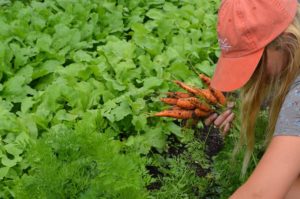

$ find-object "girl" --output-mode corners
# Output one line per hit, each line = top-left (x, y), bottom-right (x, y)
(205, 0), (300, 198)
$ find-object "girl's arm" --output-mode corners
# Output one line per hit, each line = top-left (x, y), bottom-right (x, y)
(230, 136), (300, 199)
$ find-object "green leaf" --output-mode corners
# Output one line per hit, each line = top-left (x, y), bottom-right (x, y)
(1, 155), (21, 168)
(21, 97), (34, 113)
(53, 109), (78, 123)
(18, 113), (38, 138)
(110, 101), (132, 122)
(143, 77), (163, 89)
(1, 67), (36, 102)
(99, 36), (135, 65)
(4, 143), (23, 156)
(144, 127), (166, 150)
(132, 23), (164, 56)
(165, 122), (182, 137)
(168, 61), (194, 80)
(36, 34), (52, 52)
(72, 50), (92, 62)
(32, 60), (62, 80)
(146, 9), (164, 20)
(195, 60), (215, 77)
(103, 73), (126, 91)
(132, 115), (147, 132)
(130, 98), (146, 114)
(0, 167), (9, 180)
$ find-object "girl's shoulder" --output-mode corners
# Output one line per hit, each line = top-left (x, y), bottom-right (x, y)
(273, 75), (300, 137)
(289, 74), (300, 91)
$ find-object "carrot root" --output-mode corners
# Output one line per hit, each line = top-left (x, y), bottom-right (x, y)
(171, 106), (182, 110)
(154, 109), (194, 119)
(195, 89), (218, 104)
(194, 108), (210, 118)
(166, 91), (192, 99)
(176, 98), (197, 109)
(160, 98), (178, 105)
(209, 88), (227, 106)
(199, 74), (211, 86)
(173, 80), (199, 95)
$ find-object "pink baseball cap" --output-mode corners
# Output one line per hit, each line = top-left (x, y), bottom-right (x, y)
(210, 0), (298, 92)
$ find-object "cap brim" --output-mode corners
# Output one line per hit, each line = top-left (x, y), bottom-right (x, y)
(211, 48), (265, 92)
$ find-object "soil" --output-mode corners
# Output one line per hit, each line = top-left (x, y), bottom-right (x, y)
(195, 125), (224, 157)
(146, 181), (163, 191)
(189, 162), (210, 177)
(146, 165), (163, 190)
(146, 165), (163, 178)
(147, 122), (225, 193)
(166, 133), (186, 157)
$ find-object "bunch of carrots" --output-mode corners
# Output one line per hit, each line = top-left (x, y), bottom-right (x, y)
(154, 74), (227, 121)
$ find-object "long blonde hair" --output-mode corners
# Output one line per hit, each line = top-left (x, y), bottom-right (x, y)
(235, 5), (300, 177)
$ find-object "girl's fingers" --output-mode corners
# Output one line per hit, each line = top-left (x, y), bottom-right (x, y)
(223, 112), (235, 125)
(204, 101), (236, 138)
(219, 112), (235, 129)
(221, 122), (231, 136)
(214, 109), (232, 127)
(204, 113), (218, 126)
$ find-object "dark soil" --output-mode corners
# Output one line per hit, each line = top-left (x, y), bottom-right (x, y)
(146, 166), (164, 190)
(146, 165), (163, 178)
(147, 181), (163, 191)
(147, 121), (225, 193)
(166, 133), (186, 157)
(189, 162), (210, 177)
(195, 125), (224, 157)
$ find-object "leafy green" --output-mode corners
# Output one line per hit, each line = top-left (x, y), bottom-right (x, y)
(15, 123), (148, 199)
(0, 0), (228, 198)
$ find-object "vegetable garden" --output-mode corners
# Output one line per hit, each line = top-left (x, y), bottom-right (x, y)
(0, 0), (268, 198)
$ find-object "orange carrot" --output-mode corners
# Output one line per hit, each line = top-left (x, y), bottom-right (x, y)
(194, 101), (213, 112)
(171, 106), (182, 110)
(195, 88), (218, 104)
(179, 97), (213, 112)
(167, 92), (192, 99)
(199, 74), (211, 86)
(176, 98), (197, 109)
(209, 88), (227, 106)
(160, 98), (178, 105)
(154, 110), (194, 119)
(194, 108), (211, 118)
(173, 80), (199, 95)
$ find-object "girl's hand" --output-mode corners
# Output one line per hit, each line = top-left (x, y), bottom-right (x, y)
(204, 102), (235, 137)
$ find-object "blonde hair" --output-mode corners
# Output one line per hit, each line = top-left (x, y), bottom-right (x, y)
(234, 5), (300, 177)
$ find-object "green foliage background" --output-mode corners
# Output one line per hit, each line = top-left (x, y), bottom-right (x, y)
(0, 0), (268, 198)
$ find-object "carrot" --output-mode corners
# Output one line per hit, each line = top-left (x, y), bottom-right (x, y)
(199, 74), (211, 86)
(176, 98), (197, 109)
(195, 88), (218, 104)
(166, 92), (192, 99)
(209, 88), (227, 106)
(173, 80), (199, 95)
(199, 74), (227, 105)
(179, 97), (213, 112)
(194, 108), (211, 118)
(171, 106), (182, 110)
(194, 101), (213, 112)
(154, 109), (194, 119)
(160, 98), (178, 105)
